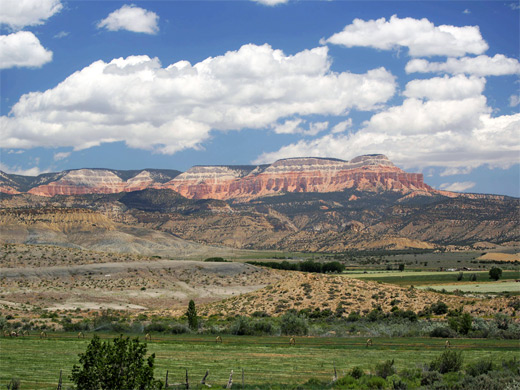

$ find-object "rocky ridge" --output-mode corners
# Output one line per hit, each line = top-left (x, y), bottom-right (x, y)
(1, 155), (433, 200)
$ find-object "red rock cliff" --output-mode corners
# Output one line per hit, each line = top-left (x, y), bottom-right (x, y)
(163, 155), (432, 200)
(1, 155), (433, 199)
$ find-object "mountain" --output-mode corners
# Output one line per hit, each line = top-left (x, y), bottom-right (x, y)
(0, 155), (432, 200)
(0, 168), (181, 196)
(1, 154), (517, 252)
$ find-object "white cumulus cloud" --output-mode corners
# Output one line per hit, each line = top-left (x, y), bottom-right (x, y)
(0, 0), (62, 30)
(406, 54), (520, 76)
(510, 95), (520, 107)
(404, 75), (485, 100)
(1, 44), (396, 154)
(0, 31), (52, 69)
(439, 181), (476, 192)
(53, 151), (70, 161)
(98, 5), (159, 34)
(0, 162), (45, 176)
(254, 75), (520, 171)
(325, 15), (488, 57)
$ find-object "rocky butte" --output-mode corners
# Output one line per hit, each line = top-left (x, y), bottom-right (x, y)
(0, 154), (433, 201)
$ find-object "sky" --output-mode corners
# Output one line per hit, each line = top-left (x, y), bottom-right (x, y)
(0, 0), (519, 197)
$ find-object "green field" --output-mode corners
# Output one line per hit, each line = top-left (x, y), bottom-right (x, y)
(344, 270), (520, 286)
(419, 281), (520, 293)
(1, 334), (518, 389)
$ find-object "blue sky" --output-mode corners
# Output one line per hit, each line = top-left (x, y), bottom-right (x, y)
(1, 0), (519, 196)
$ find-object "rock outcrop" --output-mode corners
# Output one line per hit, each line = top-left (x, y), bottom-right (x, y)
(164, 155), (431, 200)
(1, 155), (432, 200)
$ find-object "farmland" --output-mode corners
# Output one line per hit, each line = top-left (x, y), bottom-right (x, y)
(344, 270), (520, 287)
(1, 334), (519, 389)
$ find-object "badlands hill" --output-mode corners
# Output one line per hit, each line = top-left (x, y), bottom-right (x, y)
(1, 154), (518, 252)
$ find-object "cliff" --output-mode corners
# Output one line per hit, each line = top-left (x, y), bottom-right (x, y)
(1, 155), (432, 200)
(164, 155), (431, 200)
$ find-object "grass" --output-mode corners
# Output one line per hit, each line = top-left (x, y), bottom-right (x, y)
(419, 281), (520, 293)
(1, 334), (519, 389)
(344, 270), (520, 286)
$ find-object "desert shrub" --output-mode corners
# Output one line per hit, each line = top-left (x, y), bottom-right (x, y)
(457, 272), (464, 281)
(430, 350), (463, 374)
(169, 323), (191, 334)
(335, 375), (356, 387)
(253, 319), (277, 335)
(231, 317), (254, 335)
(421, 370), (442, 386)
(375, 359), (396, 379)
(280, 312), (308, 336)
(361, 375), (387, 389)
(469, 273), (478, 281)
(494, 313), (511, 330)
(466, 359), (494, 377)
(251, 311), (270, 318)
(430, 326), (457, 338)
(508, 299), (520, 311)
(431, 301), (449, 315)
(389, 375), (407, 390)
(350, 366), (365, 379)
(391, 309), (418, 322)
(346, 311), (361, 322)
(144, 323), (167, 333)
(366, 307), (386, 322)
(448, 312), (472, 335)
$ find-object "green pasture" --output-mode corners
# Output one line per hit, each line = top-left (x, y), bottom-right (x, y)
(344, 270), (520, 286)
(1, 334), (518, 389)
(419, 281), (520, 293)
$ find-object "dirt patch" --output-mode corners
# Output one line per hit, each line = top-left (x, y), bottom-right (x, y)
(477, 252), (520, 262)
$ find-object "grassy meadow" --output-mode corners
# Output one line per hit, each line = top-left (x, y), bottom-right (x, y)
(344, 270), (520, 287)
(1, 333), (519, 389)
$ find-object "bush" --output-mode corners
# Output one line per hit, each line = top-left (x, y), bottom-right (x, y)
(489, 267), (502, 281)
(322, 261), (345, 273)
(430, 326), (457, 338)
(466, 359), (494, 377)
(469, 273), (477, 282)
(335, 375), (356, 387)
(430, 350), (463, 374)
(204, 257), (228, 262)
(70, 335), (162, 390)
(169, 323), (191, 334)
(431, 301), (449, 315)
(280, 312), (308, 336)
(350, 366), (365, 379)
(346, 311), (361, 322)
(299, 260), (323, 273)
(448, 312), (472, 335)
(375, 359), (396, 379)
(421, 371), (442, 386)
(144, 323), (167, 333)
(363, 376), (387, 389)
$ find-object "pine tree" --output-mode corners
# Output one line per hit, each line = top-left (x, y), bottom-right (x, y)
(187, 299), (198, 330)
